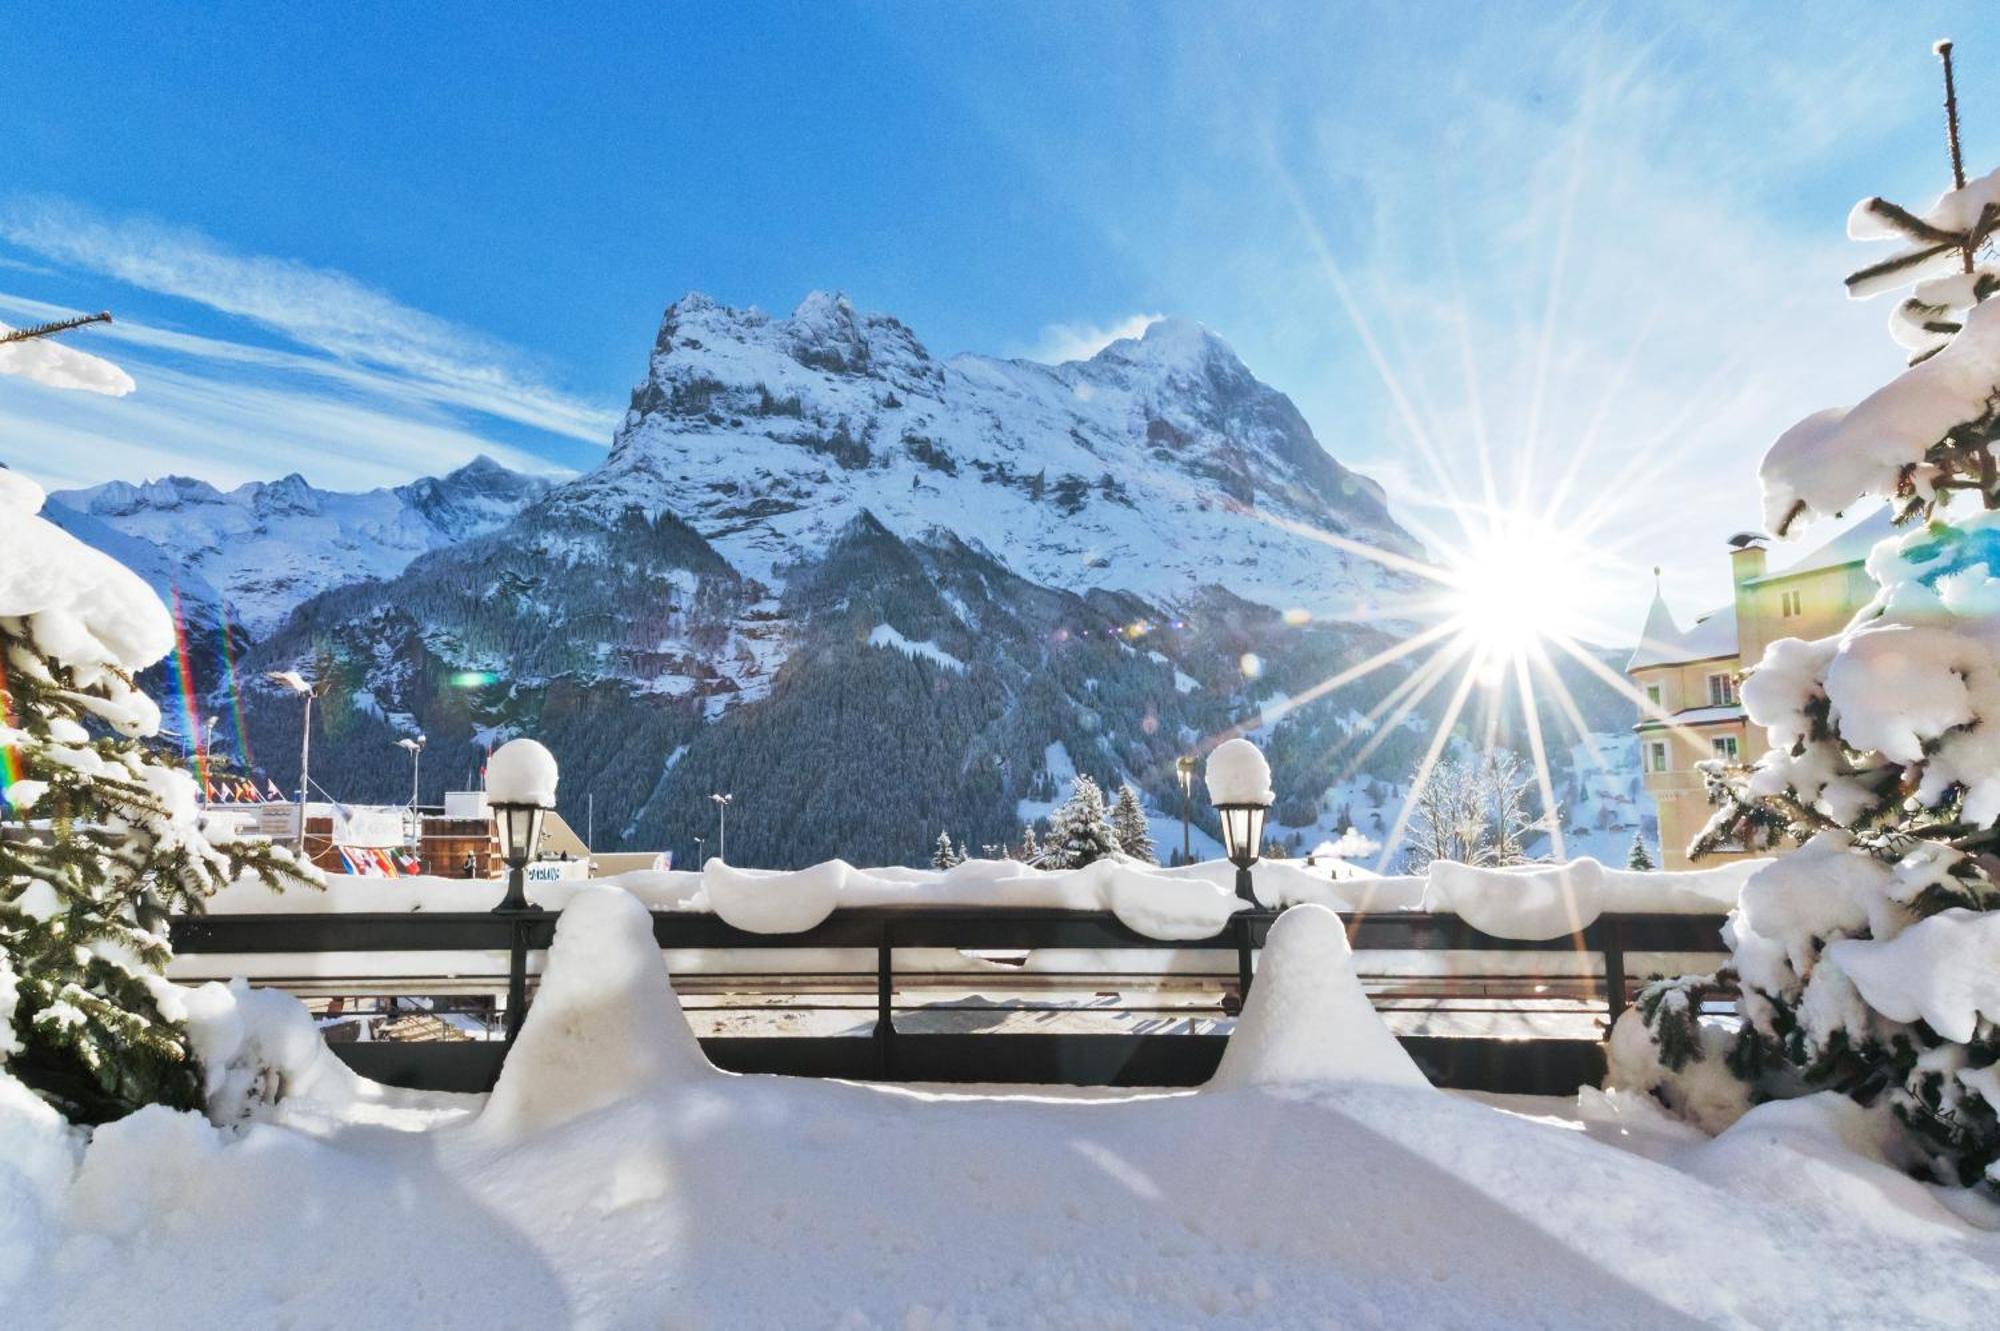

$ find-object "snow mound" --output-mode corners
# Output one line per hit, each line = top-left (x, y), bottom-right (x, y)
(0, 1071), (80, 1308)
(1209, 904), (1428, 1090)
(485, 737), (558, 806)
(1204, 736), (1273, 804)
(1425, 859), (1604, 940)
(479, 886), (710, 1141)
(704, 858), (847, 932)
(1829, 908), (2000, 1043)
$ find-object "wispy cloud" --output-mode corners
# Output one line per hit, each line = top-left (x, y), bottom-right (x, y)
(1017, 312), (1164, 364)
(0, 196), (616, 445)
(0, 290), (571, 493)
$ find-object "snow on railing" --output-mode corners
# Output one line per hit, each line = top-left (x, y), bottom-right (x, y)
(199, 854), (1765, 944)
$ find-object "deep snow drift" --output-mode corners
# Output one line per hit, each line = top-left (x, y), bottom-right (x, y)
(8, 888), (1998, 1328)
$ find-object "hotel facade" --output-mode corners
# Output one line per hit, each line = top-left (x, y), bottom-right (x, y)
(1626, 511), (1888, 869)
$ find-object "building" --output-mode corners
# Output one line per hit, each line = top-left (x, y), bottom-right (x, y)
(1626, 509), (1890, 868)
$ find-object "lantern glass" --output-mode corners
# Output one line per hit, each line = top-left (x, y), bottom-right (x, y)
(1217, 803), (1267, 868)
(493, 802), (547, 869)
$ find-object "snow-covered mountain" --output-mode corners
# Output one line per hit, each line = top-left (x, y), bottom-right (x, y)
(52, 292), (1643, 864)
(584, 291), (1415, 613)
(48, 456), (552, 637)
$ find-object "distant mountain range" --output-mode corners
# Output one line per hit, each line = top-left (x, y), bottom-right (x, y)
(45, 292), (1641, 866)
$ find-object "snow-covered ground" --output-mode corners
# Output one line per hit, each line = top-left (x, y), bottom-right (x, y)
(10, 886), (1996, 1328)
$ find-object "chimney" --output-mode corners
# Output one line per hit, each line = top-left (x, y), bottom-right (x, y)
(1727, 532), (1767, 584)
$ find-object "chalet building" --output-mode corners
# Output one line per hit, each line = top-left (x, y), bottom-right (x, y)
(1626, 509), (1889, 868)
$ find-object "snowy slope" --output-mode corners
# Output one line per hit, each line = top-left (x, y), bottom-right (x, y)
(48, 455), (552, 636)
(575, 291), (1417, 615)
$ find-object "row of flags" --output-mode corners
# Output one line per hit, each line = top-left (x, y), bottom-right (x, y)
(334, 846), (425, 877)
(202, 776), (287, 803)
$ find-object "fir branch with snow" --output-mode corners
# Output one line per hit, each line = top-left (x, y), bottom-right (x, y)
(0, 468), (318, 1122)
(1662, 46), (2000, 1194)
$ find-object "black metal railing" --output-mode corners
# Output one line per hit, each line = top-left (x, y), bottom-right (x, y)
(170, 908), (1730, 1095)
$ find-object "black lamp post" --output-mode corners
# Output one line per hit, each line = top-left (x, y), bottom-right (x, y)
(1175, 755), (1196, 864)
(490, 797), (548, 913)
(485, 737), (557, 1052)
(1216, 800), (1269, 906)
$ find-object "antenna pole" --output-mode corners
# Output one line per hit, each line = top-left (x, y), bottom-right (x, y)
(1938, 40), (1973, 273)
(0, 310), (112, 346)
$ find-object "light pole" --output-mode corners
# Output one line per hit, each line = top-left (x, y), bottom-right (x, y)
(1207, 738), (1274, 1004)
(265, 670), (319, 851)
(486, 738), (557, 1048)
(710, 792), (733, 863)
(397, 735), (426, 848)
(201, 716), (219, 805)
(1175, 755), (1196, 865)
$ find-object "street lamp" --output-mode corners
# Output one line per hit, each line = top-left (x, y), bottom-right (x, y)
(488, 737), (557, 913)
(709, 792), (733, 863)
(265, 670), (320, 851)
(1175, 755), (1197, 865)
(1206, 738), (1273, 906)
(201, 716), (219, 805)
(396, 734), (426, 848)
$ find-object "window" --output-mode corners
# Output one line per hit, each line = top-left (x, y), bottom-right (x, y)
(1644, 683), (1663, 710)
(1780, 589), (1804, 618)
(1712, 735), (1740, 761)
(1707, 673), (1737, 706)
(1646, 740), (1670, 774)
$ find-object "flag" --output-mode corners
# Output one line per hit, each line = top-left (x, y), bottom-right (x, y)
(265, 778), (284, 800)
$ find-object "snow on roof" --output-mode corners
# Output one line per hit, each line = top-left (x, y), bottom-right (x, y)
(1752, 505), (1895, 584)
(1626, 602), (1737, 670)
(1635, 704), (1745, 730)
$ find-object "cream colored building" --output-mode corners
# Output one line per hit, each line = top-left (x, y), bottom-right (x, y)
(1627, 511), (1888, 868)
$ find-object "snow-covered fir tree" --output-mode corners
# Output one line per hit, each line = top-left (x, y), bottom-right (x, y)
(1636, 47), (2000, 1193)
(1110, 783), (1155, 863)
(1626, 832), (1654, 872)
(1018, 823), (1040, 865)
(1043, 774), (1120, 869)
(930, 830), (962, 870)
(0, 469), (314, 1121)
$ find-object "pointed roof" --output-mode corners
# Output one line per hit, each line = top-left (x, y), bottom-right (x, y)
(1626, 593), (1738, 670)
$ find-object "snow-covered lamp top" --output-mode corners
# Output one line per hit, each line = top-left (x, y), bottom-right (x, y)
(1204, 737), (1273, 806)
(487, 737), (559, 807)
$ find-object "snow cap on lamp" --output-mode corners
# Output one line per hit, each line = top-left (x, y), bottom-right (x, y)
(488, 737), (559, 807)
(1204, 737), (1272, 805)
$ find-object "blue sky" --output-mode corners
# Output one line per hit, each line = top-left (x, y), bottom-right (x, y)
(2, 2), (1994, 636)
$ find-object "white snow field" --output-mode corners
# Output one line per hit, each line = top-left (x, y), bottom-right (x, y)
(7, 888), (1998, 1329)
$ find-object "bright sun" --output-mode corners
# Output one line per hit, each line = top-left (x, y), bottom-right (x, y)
(1441, 514), (1595, 678)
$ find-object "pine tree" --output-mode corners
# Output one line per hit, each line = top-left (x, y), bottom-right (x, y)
(1626, 832), (1655, 872)
(1, 472), (316, 1122)
(1640, 44), (2000, 1192)
(1110, 783), (1155, 863)
(1019, 823), (1041, 865)
(1046, 775), (1120, 869)
(930, 829), (961, 870)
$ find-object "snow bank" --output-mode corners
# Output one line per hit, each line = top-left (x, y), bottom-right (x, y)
(1422, 857), (1760, 941)
(196, 853), (1757, 946)
(1829, 909), (2000, 1043)
(1210, 905), (1428, 1090)
(0, 1071), (79, 1308)
(1203, 735), (1272, 804)
(484, 736), (557, 806)
(478, 886), (710, 1141)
